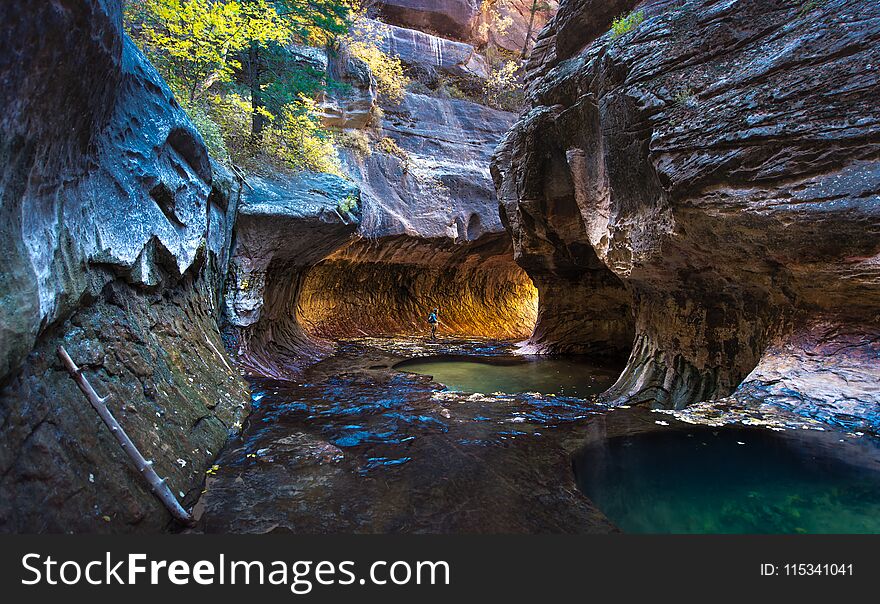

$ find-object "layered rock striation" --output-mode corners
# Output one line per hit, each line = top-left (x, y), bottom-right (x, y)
(228, 23), (536, 366)
(317, 84), (536, 341)
(493, 0), (880, 425)
(0, 1), (249, 531)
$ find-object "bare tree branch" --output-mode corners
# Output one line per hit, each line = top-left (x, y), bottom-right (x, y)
(57, 346), (194, 527)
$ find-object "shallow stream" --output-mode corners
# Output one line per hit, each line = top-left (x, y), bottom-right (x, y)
(195, 338), (880, 534)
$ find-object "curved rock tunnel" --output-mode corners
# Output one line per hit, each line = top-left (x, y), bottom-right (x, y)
(296, 234), (539, 341)
(231, 229), (548, 375)
(224, 0), (880, 429)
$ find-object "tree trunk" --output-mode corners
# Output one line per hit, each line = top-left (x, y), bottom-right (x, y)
(521, 0), (540, 59)
(248, 44), (265, 142)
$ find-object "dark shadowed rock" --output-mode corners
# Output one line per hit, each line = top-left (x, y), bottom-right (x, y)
(493, 0), (880, 427)
(375, 0), (482, 41)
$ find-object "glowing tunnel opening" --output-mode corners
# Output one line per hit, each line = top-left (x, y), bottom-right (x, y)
(295, 236), (539, 341)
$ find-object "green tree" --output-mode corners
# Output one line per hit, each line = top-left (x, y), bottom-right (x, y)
(240, 0), (352, 141)
(126, 0), (288, 104)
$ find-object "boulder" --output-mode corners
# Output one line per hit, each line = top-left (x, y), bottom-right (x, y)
(319, 50), (378, 129)
(493, 0), (880, 427)
(375, 0), (482, 41)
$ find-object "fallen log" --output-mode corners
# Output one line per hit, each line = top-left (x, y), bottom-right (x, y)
(57, 346), (194, 526)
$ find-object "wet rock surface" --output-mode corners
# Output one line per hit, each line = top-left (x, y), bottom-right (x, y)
(0, 1), (249, 531)
(493, 0), (880, 424)
(195, 338), (616, 533)
(366, 18), (488, 79)
(297, 234), (538, 341)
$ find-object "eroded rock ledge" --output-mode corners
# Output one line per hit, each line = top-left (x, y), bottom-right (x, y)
(226, 47), (532, 375)
(223, 172), (360, 378)
(493, 0), (880, 425)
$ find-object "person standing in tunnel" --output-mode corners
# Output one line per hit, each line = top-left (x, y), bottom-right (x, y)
(427, 308), (439, 340)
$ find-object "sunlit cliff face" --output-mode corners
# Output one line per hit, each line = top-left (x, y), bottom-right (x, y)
(295, 235), (539, 341)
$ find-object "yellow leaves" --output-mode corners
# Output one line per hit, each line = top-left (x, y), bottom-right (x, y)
(484, 59), (524, 111)
(207, 92), (341, 175)
(344, 19), (408, 104)
(130, 0), (289, 103)
(205, 464), (220, 476)
(127, 1), (355, 174)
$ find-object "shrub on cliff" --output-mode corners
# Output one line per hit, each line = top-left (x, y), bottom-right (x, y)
(611, 10), (645, 38)
(342, 18), (409, 104)
(334, 129), (372, 156)
(209, 93), (341, 175)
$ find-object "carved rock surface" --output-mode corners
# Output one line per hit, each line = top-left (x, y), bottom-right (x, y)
(224, 171), (360, 378)
(0, 1), (248, 531)
(493, 0), (880, 427)
(298, 234), (538, 340)
(345, 91), (517, 241)
(299, 92), (535, 341)
(367, 18), (488, 79)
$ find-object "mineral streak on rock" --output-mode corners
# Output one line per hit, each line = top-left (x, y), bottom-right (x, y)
(493, 0), (880, 423)
(365, 17), (489, 79)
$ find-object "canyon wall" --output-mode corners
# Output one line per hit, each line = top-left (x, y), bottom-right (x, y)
(310, 44), (534, 341)
(493, 0), (880, 425)
(0, 1), (249, 532)
(223, 172), (360, 378)
(227, 12), (539, 363)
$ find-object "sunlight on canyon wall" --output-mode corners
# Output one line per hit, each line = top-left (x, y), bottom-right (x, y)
(296, 236), (539, 340)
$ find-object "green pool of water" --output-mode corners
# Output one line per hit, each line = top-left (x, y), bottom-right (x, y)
(574, 427), (880, 534)
(396, 356), (620, 397)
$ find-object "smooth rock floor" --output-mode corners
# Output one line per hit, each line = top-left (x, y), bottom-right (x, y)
(194, 338), (619, 533)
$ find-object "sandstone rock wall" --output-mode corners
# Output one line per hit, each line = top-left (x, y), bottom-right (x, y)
(322, 86), (530, 341)
(493, 0), (880, 425)
(271, 31), (533, 347)
(223, 172), (360, 378)
(375, 0), (559, 54)
(298, 235), (538, 340)
(0, 1), (249, 531)
(375, 0), (483, 41)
